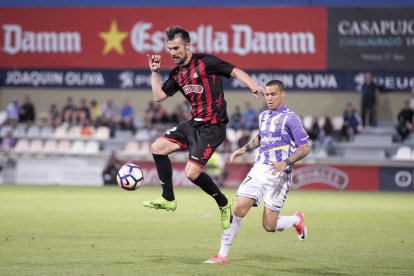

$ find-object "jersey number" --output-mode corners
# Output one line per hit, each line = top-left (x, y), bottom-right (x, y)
(241, 176), (252, 186)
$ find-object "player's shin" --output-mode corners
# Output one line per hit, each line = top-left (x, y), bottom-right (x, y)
(218, 215), (242, 258)
(152, 154), (175, 201)
(192, 172), (227, 207)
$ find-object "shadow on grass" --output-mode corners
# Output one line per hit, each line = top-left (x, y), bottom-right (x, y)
(277, 267), (350, 275)
(235, 254), (347, 275)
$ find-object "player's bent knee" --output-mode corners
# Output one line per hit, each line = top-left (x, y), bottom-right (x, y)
(150, 141), (162, 154)
(262, 222), (276, 232)
(185, 168), (200, 181)
(232, 206), (248, 218)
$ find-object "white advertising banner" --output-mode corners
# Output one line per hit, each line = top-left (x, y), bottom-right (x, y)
(11, 156), (106, 186)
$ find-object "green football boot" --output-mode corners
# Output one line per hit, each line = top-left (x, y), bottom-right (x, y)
(142, 197), (177, 211)
(219, 196), (233, 229)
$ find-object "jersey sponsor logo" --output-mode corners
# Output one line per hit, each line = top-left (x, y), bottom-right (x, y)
(291, 165), (349, 190)
(183, 84), (204, 95)
(261, 133), (282, 144)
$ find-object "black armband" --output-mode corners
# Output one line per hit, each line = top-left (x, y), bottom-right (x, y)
(283, 159), (292, 166)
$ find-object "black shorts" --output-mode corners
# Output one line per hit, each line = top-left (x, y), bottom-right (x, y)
(162, 121), (227, 167)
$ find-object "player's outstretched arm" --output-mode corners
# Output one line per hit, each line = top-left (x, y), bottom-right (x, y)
(230, 134), (260, 163)
(147, 54), (168, 102)
(230, 67), (264, 98)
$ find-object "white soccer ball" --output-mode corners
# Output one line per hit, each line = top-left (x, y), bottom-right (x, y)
(117, 164), (144, 191)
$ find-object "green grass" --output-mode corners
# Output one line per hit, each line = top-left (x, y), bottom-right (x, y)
(1, 185), (414, 275)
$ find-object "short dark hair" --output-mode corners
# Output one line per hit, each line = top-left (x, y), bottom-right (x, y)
(165, 26), (191, 44)
(266, 80), (285, 91)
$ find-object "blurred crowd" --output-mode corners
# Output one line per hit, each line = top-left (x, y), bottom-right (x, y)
(2, 86), (414, 155)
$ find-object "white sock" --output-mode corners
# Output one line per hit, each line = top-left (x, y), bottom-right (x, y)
(218, 215), (242, 258)
(276, 215), (300, 231)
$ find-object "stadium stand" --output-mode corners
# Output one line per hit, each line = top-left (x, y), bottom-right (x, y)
(43, 139), (58, 154)
(0, 111), (7, 125)
(1, 111), (413, 163)
(57, 140), (71, 154)
(95, 126), (110, 140)
(392, 146), (412, 160)
(13, 139), (30, 154)
(70, 140), (86, 155)
(40, 126), (54, 138)
(29, 139), (43, 154)
(54, 125), (68, 139)
(26, 125), (42, 139)
(85, 140), (100, 155)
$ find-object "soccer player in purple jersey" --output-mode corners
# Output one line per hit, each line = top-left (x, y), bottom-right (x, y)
(205, 80), (310, 263)
(144, 26), (264, 230)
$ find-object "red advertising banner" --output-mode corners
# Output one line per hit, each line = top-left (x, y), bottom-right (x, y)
(0, 7), (326, 70)
(291, 164), (379, 191)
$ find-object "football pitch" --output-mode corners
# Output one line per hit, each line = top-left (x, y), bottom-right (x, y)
(1, 185), (413, 275)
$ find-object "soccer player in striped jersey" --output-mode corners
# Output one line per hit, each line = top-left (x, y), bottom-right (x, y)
(144, 26), (264, 230)
(205, 80), (310, 263)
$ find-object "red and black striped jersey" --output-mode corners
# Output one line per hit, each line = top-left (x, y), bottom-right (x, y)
(162, 53), (235, 124)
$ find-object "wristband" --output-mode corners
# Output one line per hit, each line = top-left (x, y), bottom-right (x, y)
(283, 159), (292, 166)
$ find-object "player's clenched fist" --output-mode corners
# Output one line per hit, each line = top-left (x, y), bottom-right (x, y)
(147, 54), (161, 73)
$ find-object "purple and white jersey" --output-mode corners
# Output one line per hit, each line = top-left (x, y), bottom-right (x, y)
(255, 103), (309, 165)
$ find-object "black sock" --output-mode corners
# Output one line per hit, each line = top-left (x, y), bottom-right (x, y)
(152, 154), (174, 201)
(192, 172), (228, 207)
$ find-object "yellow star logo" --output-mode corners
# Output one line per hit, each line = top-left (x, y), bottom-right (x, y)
(99, 20), (128, 55)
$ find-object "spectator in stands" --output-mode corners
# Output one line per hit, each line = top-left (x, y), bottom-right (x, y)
(143, 102), (156, 128)
(76, 98), (91, 126)
(120, 99), (135, 131)
(307, 116), (320, 141)
(89, 99), (102, 126)
(19, 95), (36, 123)
(317, 116), (334, 157)
(102, 150), (123, 185)
(342, 102), (362, 141)
(101, 99), (119, 137)
(229, 105), (243, 130)
(0, 130), (16, 153)
(359, 72), (379, 127)
(151, 102), (169, 125)
(241, 102), (258, 130)
(396, 100), (414, 142)
(47, 103), (61, 128)
(6, 97), (19, 125)
(169, 103), (189, 125)
(61, 96), (77, 125)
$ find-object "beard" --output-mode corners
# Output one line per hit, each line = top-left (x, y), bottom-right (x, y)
(172, 53), (188, 65)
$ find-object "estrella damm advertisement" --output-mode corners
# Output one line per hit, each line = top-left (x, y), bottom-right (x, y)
(0, 7), (326, 70)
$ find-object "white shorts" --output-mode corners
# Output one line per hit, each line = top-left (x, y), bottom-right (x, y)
(236, 163), (292, 213)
